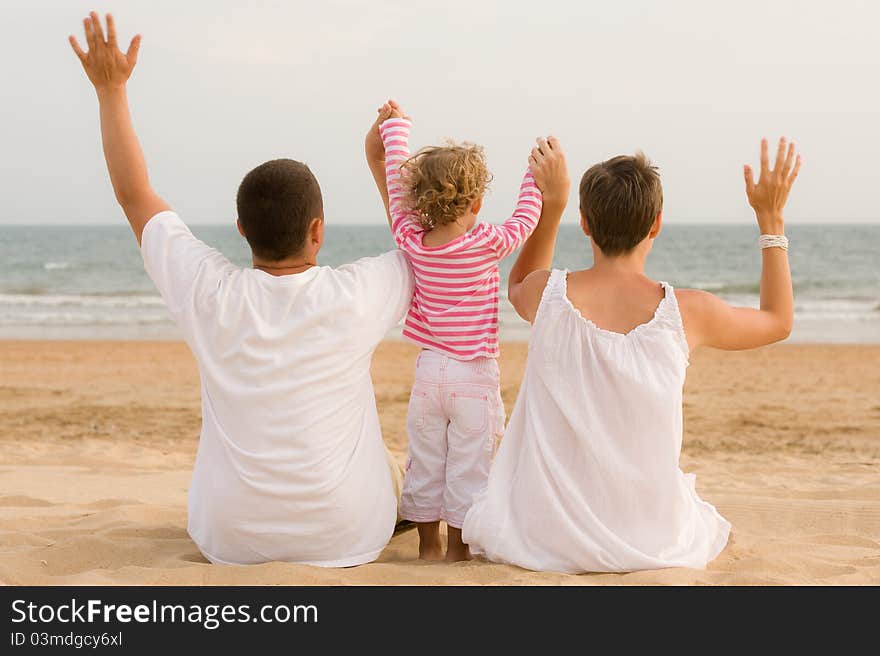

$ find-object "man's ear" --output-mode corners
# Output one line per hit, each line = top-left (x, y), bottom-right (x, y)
(579, 210), (590, 237)
(471, 197), (483, 215)
(309, 216), (325, 250)
(236, 219), (246, 238)
(649, 211), (663, 239)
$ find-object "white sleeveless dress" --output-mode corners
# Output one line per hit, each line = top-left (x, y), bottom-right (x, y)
(462, 270), (730, 573)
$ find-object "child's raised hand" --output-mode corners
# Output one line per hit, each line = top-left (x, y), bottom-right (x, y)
(387, 99), (407, 120)
(529, 136), (570, 208)
(366, 99), (409, 165)
(743, 137), (801, 234)
(366, 102), (395, 165)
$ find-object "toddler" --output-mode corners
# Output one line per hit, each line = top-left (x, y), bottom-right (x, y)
(369, 101), (542, 560)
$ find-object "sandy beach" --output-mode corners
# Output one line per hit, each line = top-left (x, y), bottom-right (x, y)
(1, 339), (878, 585)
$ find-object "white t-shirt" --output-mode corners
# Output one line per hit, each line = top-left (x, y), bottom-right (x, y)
(141, 211), (413, 567)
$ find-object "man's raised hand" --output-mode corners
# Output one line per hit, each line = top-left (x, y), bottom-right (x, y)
(68, 12), (169, 244)
(366, 101), (396, 166)
(365, 99), (409, 165)
(70, 12), (141, 93)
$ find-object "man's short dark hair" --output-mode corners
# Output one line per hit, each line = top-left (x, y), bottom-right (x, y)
(236, 159), (323, 261)
(578, 152), (663, 256)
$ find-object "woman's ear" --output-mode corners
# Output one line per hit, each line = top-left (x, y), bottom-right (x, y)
(649, 211), (663, 239)
(236, 219), (246, 238)
(471, 197), (483, 215)
(579, 211), (590, 237)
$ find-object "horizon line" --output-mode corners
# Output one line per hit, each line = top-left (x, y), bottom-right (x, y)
(2, 218), (880, 227)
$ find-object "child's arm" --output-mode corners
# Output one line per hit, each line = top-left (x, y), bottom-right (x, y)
(70, 13), (169, 245)
(486, 168), (544, 260)
(677, 137), (801, 350)
(508, 137), (571, 322)
(378, 112), (423, 245)
(365, 102), (396, 227)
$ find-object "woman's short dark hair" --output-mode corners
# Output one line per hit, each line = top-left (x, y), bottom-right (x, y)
(578, 152), (663, 255)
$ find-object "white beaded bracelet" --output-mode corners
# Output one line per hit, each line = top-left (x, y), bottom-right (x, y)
(759, 234), (789, 251)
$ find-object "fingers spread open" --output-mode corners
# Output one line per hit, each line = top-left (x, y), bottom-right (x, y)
(69, 35), (87, 61)
(788, 155), (802, 186)
(126, 35), (142, 66)
(90, 12), (106, 44)
(743, 165), (756, 195)
(759, 138), (769, 177)
(83, 17), (96, 50)
(106, 13), (118, 48)
(773, 137), (787, 175)
(782, 141), (795, 177)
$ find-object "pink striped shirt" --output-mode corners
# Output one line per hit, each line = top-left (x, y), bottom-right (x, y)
(380, 118), (543, 360)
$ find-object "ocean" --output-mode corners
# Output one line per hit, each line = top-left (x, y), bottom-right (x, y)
(1, 223), (877, 342)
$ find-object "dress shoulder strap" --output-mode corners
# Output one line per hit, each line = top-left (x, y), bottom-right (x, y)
(655, 282), (690, 359)
(534, 269), (568, 324)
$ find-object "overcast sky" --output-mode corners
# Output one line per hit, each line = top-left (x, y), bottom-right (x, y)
(2, 0), (878, 225)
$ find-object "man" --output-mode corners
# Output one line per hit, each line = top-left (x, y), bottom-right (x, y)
(69, 13), (413, 566)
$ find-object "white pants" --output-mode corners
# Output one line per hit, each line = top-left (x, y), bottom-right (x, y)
(400, 349), (506, 529)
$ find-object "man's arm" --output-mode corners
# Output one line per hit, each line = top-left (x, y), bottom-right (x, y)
(70, 13), (168, 245)
(678, 137), (801, 350)
(365, 102), (395, 226)
(508, 136), (570, 322)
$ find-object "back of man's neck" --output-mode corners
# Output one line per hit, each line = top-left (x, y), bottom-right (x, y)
(252, 260), (317, 277)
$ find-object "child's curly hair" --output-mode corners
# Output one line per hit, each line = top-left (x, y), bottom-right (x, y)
(400, 142), (492, 230)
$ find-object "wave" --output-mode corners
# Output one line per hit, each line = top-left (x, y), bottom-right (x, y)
(1, 290), (877, 333)
(688, 281), (762, 294)
(686, 281), (879, 299)
(43, 261), (71, 271)
(0, 293), (165, 309)
(792, 298), (880, 321)
(498, 293), (880, 326)
(0, 311), (172, 326)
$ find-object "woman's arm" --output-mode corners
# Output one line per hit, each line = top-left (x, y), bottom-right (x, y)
(508, 137), (570, 322)
(678, 137), (800, 350)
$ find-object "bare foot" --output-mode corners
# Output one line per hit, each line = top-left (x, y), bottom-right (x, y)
(445, 545), (472, 562)
(416, 521), (443, 561)
(445, 526), (471, 562)
(419, 544), (445, 561)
